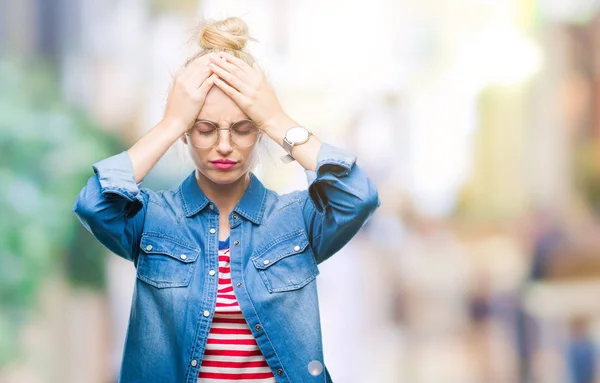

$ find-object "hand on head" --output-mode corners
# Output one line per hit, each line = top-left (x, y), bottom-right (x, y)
(209, 52), (286, 131)
(163, 58), (217, 133)
(162, 17), (288, 135)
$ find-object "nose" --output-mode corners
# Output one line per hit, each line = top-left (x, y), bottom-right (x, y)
(215, 128), (233, 155)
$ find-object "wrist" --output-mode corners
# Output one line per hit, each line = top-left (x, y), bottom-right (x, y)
(261, 114), (297, 137)
(159, 117), (190, 136)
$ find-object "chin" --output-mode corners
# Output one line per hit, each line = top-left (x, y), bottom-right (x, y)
(203, 168), (247, 185)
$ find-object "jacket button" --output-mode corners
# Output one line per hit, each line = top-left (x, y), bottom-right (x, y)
(277, 369), (283, 375)
(255, 324), (262, 331)
(209, 204), (214, 210)
(236, 282), (242, 287)
(232, 214), (238, 220)
(308, 360), (324, 375)
(180, 254), (187, 260)
(294, 245), (301, 252)
(203, 310), (210, 317)
(209, 228), (216, 234)
(145, 245), (153, 251)
(263, 259), (270, 265)
(191, 360), (198, 367)
(209, 270), (216, 276)
(234, 240), (240, 246)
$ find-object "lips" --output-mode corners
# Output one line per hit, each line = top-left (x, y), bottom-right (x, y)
(210, 159), (237, 170)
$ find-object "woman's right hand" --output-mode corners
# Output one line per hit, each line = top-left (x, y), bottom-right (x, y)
(162, 56), (217, 133)
(127, 56), (217, 183)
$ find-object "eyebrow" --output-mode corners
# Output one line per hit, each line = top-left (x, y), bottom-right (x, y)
(195, 119), (217, 124)
(194, 119), (252, 125)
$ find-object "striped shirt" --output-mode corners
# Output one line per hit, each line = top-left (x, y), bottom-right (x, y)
(198, 238), (276, 382)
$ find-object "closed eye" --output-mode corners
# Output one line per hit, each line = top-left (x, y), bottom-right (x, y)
(232, 120), (257, 134)
(193, 121), (217, 134)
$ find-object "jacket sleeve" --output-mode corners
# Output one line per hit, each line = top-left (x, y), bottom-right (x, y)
(72, 151), (148, 265)
(303, 143), (380, 264)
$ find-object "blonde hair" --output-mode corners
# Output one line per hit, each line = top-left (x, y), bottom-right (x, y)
(185, 17), (257, 67)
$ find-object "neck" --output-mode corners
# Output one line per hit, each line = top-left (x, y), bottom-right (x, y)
(194, 170), (250, 214)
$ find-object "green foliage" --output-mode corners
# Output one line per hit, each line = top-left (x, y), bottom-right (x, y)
(0, 57), (123, 366)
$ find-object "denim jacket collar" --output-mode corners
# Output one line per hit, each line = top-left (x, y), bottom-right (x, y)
(233, 173), (267, 225)
(180, 170), (266, 224)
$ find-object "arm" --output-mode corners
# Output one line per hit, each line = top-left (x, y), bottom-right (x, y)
(258, 116), (379, 263)
(302, 144), (380, 263)
(129, 63), (217, 183)
(73, 152), (149, 264)
(73, 56), (218, 263)
(209, 52), (380, 263)
(208, 52), (323, 171)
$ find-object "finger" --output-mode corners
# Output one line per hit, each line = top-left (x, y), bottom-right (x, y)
(195, 73), (217, 96)
(213, 51), (253, 74)
(181, 54), (213, 81)
(195, 66), (215, 88)
(186, 54), (211, 70)
(184, 66), (213, 89)
(210, 55), (246, 79)
(208, 62), (251, 94)
(251, 61), (268, 81)
(213, 76), (246, 105)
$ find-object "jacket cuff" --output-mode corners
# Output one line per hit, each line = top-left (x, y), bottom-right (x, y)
(306, 143), (358, 212)
(314, 142), (357, 178)
(92, 151), (141, 202)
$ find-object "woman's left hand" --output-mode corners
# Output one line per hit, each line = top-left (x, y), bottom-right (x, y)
(208, 52), (288, 132)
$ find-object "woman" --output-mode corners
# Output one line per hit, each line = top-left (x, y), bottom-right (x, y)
(73, 17), (379, 383)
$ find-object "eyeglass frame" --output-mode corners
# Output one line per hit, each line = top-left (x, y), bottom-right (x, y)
(184, 119), (262, 148)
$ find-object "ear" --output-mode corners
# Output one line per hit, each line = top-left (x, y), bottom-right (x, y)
(181, 134), (188, 145)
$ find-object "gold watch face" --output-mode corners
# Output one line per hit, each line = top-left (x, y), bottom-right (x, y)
(285, 126), (310, 144)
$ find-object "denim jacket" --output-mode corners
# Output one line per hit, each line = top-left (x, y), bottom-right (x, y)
(73, 143), (380, 383)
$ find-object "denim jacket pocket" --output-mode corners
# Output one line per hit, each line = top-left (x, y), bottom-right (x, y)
(136, 233), (200, 288)
(251, 230), (319, 293)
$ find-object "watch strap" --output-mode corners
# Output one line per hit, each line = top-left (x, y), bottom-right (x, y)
(280, 153), (296, 163)
(282, 137), (293, 154)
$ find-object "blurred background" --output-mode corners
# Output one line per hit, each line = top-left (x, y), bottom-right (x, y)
(4, 0), (600, 382)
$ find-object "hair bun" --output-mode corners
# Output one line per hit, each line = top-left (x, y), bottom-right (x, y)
(198, 17), (252, 51)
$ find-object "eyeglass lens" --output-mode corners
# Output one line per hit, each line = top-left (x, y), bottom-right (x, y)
(188, 120), (260, 148)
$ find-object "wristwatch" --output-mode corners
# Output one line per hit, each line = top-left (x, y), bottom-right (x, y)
(280, 126), (312, 163)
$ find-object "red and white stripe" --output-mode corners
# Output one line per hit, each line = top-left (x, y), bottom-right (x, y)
(198, 247), (276, 382)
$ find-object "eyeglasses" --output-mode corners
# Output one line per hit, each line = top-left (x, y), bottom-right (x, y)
(185, 120), (261, 148)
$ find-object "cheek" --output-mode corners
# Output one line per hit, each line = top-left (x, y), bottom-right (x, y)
(187, 145), (208, 163)
(243, 147), (260, 169)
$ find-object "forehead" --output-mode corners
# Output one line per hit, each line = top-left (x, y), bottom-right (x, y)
(198, 86), (248, 123)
